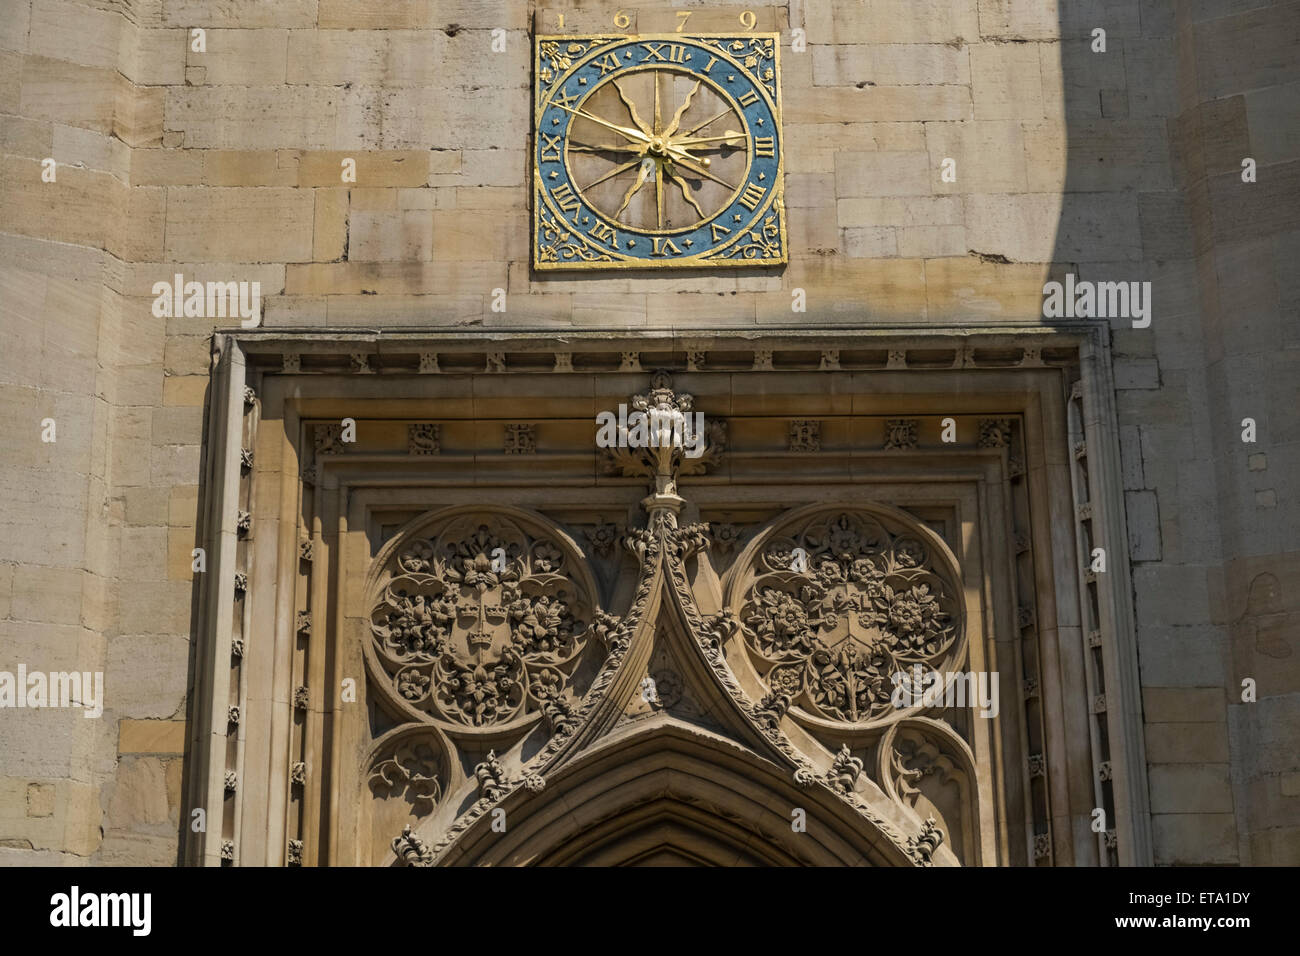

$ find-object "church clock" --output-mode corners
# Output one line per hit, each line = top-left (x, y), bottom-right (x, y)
(533, 34), (786, 270)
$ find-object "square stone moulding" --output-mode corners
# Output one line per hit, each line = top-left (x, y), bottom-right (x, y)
(184, 325), (1152, 867)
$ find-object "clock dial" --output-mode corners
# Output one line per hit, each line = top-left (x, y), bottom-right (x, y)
(534, 35), (786, 270)
(564, 68), (749, 232)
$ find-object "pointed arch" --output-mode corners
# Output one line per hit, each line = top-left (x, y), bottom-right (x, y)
(438, 719), (915, 867)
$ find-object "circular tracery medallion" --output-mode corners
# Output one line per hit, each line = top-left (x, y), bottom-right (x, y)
(368, 512), (597, 731)
(731, 508), (965, 727)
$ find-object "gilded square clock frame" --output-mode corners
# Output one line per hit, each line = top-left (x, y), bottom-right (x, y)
(532, 33), (788, 271)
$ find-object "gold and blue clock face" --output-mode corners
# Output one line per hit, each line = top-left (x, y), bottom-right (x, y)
(533, 34), (786, 270)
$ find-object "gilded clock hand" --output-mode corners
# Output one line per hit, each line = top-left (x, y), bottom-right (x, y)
(611, 79), (652, 137)
(663, 80), (702, 138)
(673, 130), (748, 147)
(680, 107), (732, 139)
(664, 153), (737, 192)
(614, 158), (654, 220)
(663, 164), (707, 220)
(553, 104), (650, 144)
(581, 157), (643, 190)
(569, 141), (646, 154)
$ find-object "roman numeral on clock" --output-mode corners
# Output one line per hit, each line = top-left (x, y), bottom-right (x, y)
(651, 237), (683, 257)
(540, 133), (563, 162)
(710, 222), (731, 242)
(587, 220), (619, 249)
(550, 183), (582, 220)
(642, 42), (688, 63)
(754, 136), (775, 158)
(738, 182), (767, 211)
(738, 89), (759, 107)
(551, 87), (578, 111)
(595, 52), (621, 75)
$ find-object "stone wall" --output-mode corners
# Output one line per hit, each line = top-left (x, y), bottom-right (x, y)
(0, 0), (1295, 865)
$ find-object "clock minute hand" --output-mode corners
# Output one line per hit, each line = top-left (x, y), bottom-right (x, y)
(665, 153), (736, 192)
(673, 131), (748, 148)
(553, 104), (650, 144)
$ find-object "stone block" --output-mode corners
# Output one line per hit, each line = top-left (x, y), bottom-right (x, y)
(837, 0), (980, 44)
(1144, 686), (1227, 722)
(314, 189), (347, 261)
(925, 120), (1029, 193)
(431, 209), (524, 261)
(299, 150), (430, 187)
(970, 43), (1044, 120)
(164, 186), (314, 261)
(961, 193), (1061, 262)
(131, 148), (205, 186)
(785, 83), (971, 124)
(163, 0), (317, 28)
(349, 210), (434, 262)
(29, 0), (122, 70)
(203, 150), (299, 186)
(192, 29), (288, 85)
(1144, 722), (1231, 763)
(317, 0), (432, 29)
(812, 43), (970, 87)
(835, 150), (932, 197)
(1148, 764), (1235, 813)
(1152, 812), (1239, 865)
(10, 565), (83, 626)
(897, 225), (967, 258)
(923, 257), (1052, 319)
(843, 226), (898, 258)
(1194, 2), (1300, 100)
(1138, 626), (1228, 686)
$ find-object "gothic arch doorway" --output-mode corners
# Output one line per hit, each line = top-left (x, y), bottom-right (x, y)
(440, 721), (912, 866)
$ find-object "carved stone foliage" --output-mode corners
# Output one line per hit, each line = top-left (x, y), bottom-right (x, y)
(733, 509), (963, 726)
(368, 511), (600, 731)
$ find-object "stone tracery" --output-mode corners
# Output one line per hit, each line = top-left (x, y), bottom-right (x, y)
(368, 514), (598, 730)
(733, 510), (963, 725)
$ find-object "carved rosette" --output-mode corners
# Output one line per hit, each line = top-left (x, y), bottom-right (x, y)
(367, 511), (601, 733)
(730, 509), (964, 727)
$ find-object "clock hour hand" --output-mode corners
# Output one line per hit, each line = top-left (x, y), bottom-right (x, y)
(553, 104), (649, 145)
(569, 141), (645, 155)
